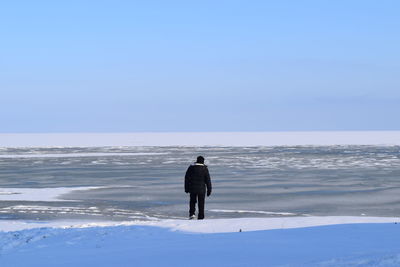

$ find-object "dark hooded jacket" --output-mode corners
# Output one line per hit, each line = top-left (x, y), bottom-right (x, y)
(184, 163), (212, 195)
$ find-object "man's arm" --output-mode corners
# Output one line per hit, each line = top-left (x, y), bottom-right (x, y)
(184, 166), (191, 193)
(205, 167), (212, 196)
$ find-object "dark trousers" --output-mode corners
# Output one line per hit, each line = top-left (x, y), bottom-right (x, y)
(189, 192), (205, 219)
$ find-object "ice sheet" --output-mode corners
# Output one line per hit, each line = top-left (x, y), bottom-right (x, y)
(1, 131), (400, 147)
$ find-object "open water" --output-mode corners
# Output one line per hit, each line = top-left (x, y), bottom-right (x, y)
(0, 146), (400, 222)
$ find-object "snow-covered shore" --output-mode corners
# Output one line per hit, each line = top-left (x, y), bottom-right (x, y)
(1, 217), (400, 266)
(1, 216), (398, 233)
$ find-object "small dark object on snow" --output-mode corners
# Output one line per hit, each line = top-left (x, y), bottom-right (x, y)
(239, 229), (242, 232)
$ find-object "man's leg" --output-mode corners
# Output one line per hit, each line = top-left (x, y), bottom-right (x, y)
(189, 193), (197, 217)
(197, 192), (206, 220)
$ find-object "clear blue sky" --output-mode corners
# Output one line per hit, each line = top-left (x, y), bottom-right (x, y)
(1, 0), (399, 132)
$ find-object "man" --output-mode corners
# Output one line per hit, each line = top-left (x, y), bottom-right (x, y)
(184, 156), (212, 220)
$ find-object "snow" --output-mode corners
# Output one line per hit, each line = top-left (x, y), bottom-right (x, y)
(0, 187), (101, 202)
(1, 131), (400, 147)
(1, 216), (397, 233)
(1, 217), (400, 266)
(209, 209), (298, 216)
(139, 216), (400, 233)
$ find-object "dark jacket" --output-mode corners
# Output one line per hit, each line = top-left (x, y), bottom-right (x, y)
(185, 163), (212, 195)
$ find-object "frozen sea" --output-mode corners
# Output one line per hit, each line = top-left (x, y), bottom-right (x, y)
(1, 142), (400, 223)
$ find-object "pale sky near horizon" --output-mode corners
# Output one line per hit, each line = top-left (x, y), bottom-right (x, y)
(1, 1), (399, 132)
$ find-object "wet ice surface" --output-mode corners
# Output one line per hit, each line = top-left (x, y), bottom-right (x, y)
(0, 146), (400, 222)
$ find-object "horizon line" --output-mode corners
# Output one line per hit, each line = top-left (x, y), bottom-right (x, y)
(2, 130), (400, 134)
(1, 131), (400, 147)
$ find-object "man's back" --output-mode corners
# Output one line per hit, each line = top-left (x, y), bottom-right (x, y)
(184, 156), (212, 220)
(185, 164), (212, 194)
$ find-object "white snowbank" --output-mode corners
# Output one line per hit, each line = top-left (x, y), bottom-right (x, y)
(209, 209), (297, 216)
(0, 187), (101, 202)
(1, 131), (400, 147)
(140, 216), (400, 233)
(0, 216), (398, 233)
(1, 217), (400, 267)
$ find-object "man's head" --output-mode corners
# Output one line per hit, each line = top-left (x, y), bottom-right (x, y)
(196, 156), (205, 164)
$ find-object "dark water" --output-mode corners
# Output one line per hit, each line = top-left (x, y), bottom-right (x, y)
(0, 146), (400, 221)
